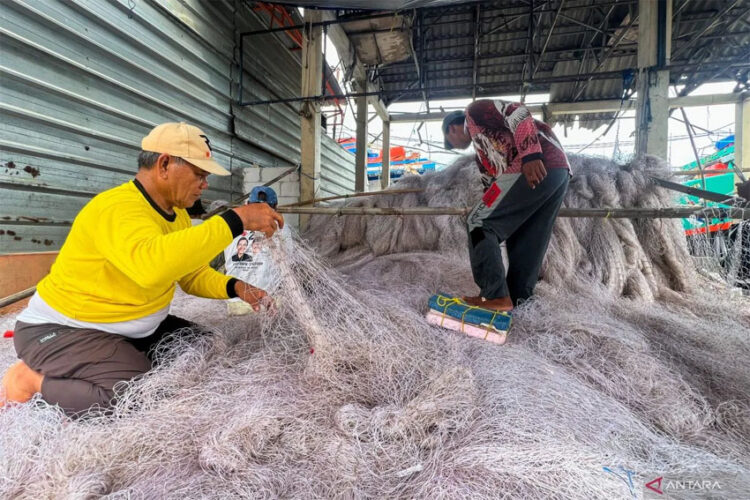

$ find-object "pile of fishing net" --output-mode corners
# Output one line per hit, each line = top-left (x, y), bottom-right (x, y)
(1, 154), (749, 498)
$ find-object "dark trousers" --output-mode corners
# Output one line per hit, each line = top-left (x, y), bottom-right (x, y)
(13, 315), (197, 416)
(467, 168), (569, 305)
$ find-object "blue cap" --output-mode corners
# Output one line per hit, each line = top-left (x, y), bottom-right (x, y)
(442, 110), (466, 150)
(248, 186), (278, 207)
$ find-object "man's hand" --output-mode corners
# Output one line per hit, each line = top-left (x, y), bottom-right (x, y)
(234, 281), (275, 312)
(232, 203), (284, 237)
(521, 159), (547, 189)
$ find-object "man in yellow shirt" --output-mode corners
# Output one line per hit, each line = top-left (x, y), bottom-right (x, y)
(1, 123), (284, 415)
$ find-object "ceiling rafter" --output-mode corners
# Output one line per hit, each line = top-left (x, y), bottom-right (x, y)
(295, 0), (750, 106)
(671, 0), (743, 60)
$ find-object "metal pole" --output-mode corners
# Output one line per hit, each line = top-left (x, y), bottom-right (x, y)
(532, 0), (565, 80)
(238, 69), (632, 106)
(573, 11), (639, 100)
(672, 168), (750, 176)
(237, 59), (750, 106)
(381, 119), (391, 189)
(276, 205), (750, 219)
(679, 106), (707, 196)
(670, 0), (742, 60)
(471, 3), (481, 100)
(321, 25), (328, 96)
(238, 11), (409, 39)
(238, 31), (244, 105)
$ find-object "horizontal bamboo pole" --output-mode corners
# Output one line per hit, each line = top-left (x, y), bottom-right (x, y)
(280, 188), (424, 208)
(276, 206), (750, 219)
(10, 206), (748, 229)
(278, 206), (469, 216)
(0, 286), (35, 309)
(671, 168), (750, 176)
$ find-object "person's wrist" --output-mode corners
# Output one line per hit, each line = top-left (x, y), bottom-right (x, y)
(227, 278), (239, 298)
(220, 210), (244, 237)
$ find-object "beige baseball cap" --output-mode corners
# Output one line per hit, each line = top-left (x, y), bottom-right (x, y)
(141, 122), (230, 176)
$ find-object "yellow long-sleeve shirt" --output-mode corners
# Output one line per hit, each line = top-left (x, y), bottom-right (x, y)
(37, 180), (243, 323)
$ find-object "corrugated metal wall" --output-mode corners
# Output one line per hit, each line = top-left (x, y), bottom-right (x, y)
(233, 103), (356, 199)
(0, 0), (355, 254)
(232, 54), (356, 198)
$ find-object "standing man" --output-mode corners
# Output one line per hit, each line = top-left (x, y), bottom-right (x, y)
(443, 100), (571, 311)
(1, 122), (284, 415)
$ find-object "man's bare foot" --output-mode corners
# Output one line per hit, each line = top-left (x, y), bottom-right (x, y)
(461, 295), (514, 312)
(1, 361), (43, 407)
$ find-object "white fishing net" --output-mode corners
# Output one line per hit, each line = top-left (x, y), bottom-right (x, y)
(1, 154), (748, 499)
(688, 219), (750, 292)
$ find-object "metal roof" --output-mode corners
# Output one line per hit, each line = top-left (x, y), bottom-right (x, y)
(296, 0), (749, 114)
(270, 1), (468, 9)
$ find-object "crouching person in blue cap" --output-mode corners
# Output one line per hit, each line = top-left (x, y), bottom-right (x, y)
(224, 186), (291, 315)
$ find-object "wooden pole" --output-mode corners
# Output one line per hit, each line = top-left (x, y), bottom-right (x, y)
(671, 168), (750, 176)
(0, 286), (35, 309)
(300, 9), (323, 229)
(276, 205), (750, 219)
(280, 188), (424, 207)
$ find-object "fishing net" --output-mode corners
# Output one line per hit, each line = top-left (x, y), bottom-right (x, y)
(1, 154), (749, 499)
(688, 219), (750, 291)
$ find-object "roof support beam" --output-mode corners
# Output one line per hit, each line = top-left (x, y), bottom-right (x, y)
(240, 59), (749, 106)
(411, 8), (429, 110)
(355, 76), (369, 193)
(675, 6), (750, 97)
(381, 119), (391, 189)
(482, 0), (551, 39)
(387, 92), (744, 122)
(299, 9), (323, 230)
(573, 7), (639, 100)
(378, 43), (637, 73)
(671, 0), (742, 60)
(635, 0), (672, 159)
(321, 11), (388, 121)
(575, 3), (615, 71)
(532, 0), (565, 80)
(378, 55), (745, 86)
(483, 13), (529, 39)
(471, 4), (481, 99)
(520, 0), (536, 95)
(736, 94), (750, 171)
(556, 11), (606, 34)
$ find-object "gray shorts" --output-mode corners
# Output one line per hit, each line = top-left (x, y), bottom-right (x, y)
(13, 315), (198, 416)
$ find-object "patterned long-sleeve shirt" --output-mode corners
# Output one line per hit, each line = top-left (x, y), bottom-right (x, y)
(465, 100), (570, 187)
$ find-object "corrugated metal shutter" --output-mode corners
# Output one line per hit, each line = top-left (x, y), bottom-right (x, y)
(234, 100), (356, 198)
(0, 0), (354, 253)
(320, 136), (355, 197)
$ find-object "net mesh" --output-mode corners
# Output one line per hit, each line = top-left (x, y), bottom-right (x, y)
(688, 220), (750, 291)
(0, 154), (748, 499)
